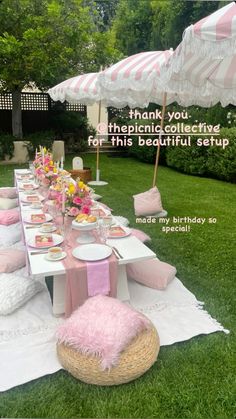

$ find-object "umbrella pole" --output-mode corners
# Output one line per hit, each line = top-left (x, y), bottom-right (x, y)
(88, 66), (108, 186)
(152, 92), (167, 187)
(96, 99), (102, 182)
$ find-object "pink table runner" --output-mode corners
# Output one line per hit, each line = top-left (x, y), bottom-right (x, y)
(62, 229), (118, 318)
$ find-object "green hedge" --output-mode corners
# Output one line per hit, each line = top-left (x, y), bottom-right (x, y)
(127, 119), (166, 164)
(0, 133), (15, 160)
(165, 127), (236, 183)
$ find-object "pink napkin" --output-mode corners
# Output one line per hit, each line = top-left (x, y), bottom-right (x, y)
(86, 259), (110, 297)
(63, 230), (117, 318)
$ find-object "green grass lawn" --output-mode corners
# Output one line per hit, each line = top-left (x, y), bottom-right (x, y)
(0, 154), (235, 419)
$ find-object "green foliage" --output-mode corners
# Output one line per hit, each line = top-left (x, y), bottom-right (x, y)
(111, 0), (153, 55)
(165, 128), (236, 183)
(111, 0), (220, 55)
(23, 131), (55, 158)
(127, 119), (166, 164)
(0, 133), (15, 160)
(206, 128), (236, 182)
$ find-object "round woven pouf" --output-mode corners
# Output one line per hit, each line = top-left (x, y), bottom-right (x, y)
(57, 326), (159, 386)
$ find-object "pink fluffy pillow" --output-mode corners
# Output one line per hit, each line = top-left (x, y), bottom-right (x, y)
(133, 187), (163, 216)
(0, 187), (17, 199)
(57, 295), (151, 370)
(126, 258), (176, 290)
(0, 249), (26, 273)
(131, 228), (151, 243)
(0, 209), (20, 226)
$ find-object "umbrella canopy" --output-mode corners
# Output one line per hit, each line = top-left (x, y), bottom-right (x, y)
(160, 2), (236, 107)
(48, 73), (102, 106)
(98, 50), (176, 108)
(48, 72), (134, 108)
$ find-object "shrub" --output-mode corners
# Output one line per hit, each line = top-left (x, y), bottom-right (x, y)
(23, 131), (55, 158)
(127, 119), (166, 165)
(165, 128), (236, 183)
(206, 128), (236, 183)
(0, 133), (15, 160)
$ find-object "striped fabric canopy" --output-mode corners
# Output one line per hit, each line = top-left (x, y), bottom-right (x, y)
(160, 2), (236, 107)
(183, 1), (236, 58)
(98, 50), (176, 108)
(48, 73), (102, 105)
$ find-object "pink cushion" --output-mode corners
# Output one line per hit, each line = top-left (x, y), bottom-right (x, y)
(0, 249), (26, 273)
(133, 187), (163, 216)
(131, 228), (151, 243)
(56, 295), (151, 370)
(0, 209), (20, 226)
(0, 188), (17, 199)
(126, 259), (176, 290)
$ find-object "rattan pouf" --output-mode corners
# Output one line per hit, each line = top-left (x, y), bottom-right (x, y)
(57, 326), (159, 386)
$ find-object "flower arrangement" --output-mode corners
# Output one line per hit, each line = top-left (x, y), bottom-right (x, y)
(49, 177), (92, 217)
(33, 147), (58, 187)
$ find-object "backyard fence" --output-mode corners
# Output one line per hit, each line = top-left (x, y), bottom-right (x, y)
(0, 92), (86, 134)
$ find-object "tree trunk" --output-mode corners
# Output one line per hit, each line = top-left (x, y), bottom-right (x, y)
(12, 89), (23, 138)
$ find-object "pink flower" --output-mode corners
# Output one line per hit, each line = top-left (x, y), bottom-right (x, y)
(81, 205), (90, 215)
(68, 207), (80, 216)
(41, 177), (50, 186)
(73, 196), (82, 205)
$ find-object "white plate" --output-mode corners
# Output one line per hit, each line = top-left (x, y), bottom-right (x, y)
(72, 244), (112, 261)
(21, 194), (44, 203)
(30, 203), (43, 209)
(107, 226), (131, 239)
(19, 183), (39, 190)
(17, 174), (34, 180)
(72, 219), (97, 231)
(23, 213), (53, 224)
(27, 233), (63, 249)
(39, 225), (57, 233)
(45, 251), (67, 261)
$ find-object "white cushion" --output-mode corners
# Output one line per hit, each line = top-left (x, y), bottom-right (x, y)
(0, 268), (44, 315)
(0, 197), (18, 210)
(0, 223), (22, 248)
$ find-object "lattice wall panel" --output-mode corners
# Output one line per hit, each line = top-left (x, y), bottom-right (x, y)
(0, 93), (12, 109)
(21, 93), (49, 110)
(0, 93), (86, 113)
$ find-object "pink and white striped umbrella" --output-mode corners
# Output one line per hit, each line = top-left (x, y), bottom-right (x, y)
(48, 73), (103, 105)
(98, 50), (177, 108)
(160, 2), (236, 107)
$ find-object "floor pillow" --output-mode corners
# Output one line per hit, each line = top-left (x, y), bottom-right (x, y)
(0, 223), (22, 248)
(0, 187), (17, 199)
(133, 187), (163, 216)
(0, 209), (20, 226)
(56, 295), (151, 370)
(0, 197), (18, 210)
(0, 270), (44, 315)
(126, 258), (176, 290)
(0, 249), (26, 273)
(131, 228), (151, 242)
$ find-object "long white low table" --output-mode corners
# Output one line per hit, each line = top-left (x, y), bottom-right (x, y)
(15, 169), (156, 315)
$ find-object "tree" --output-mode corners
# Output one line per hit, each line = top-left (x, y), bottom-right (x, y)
(111, 0), (153, 56)
(0, 0), (120, 138)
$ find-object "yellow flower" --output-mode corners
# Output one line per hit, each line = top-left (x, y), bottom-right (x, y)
(50, 160), (53, 166)
(45, 167), (49, 172)
(68, 183), (75, 194)
(53, 167), (57, 173)
(43, 147), (47, 153)
(78, 181), (84, 189)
